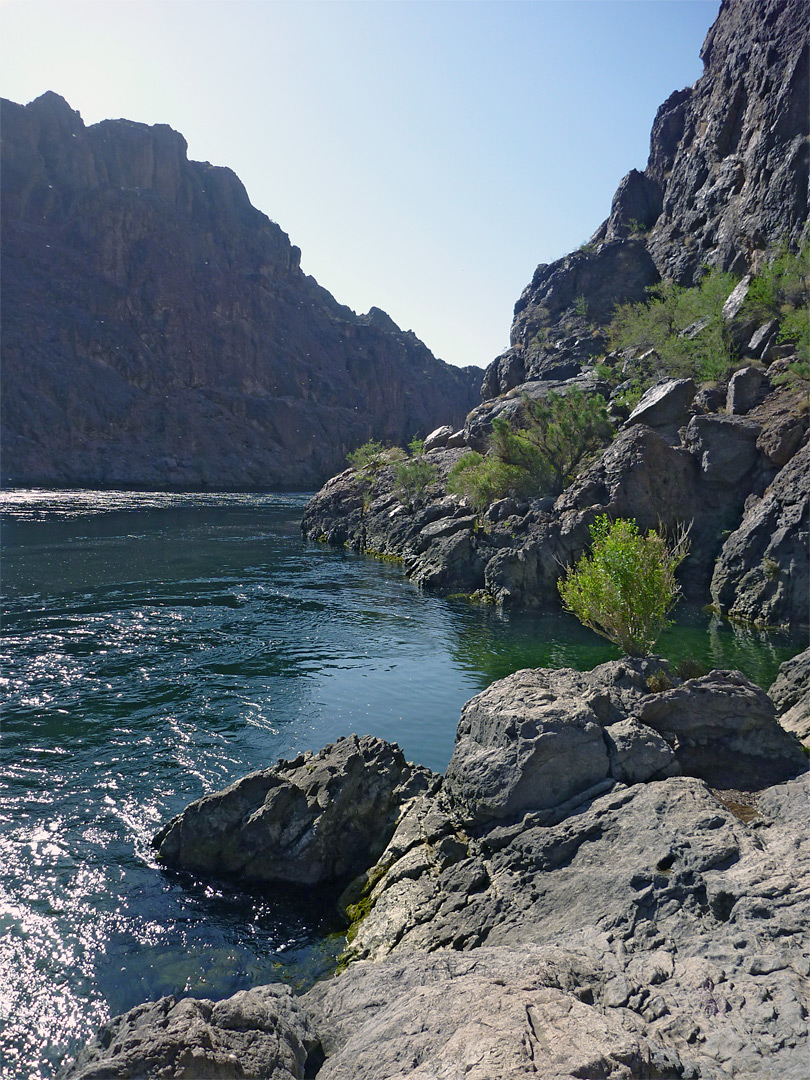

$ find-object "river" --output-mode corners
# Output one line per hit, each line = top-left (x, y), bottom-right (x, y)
(0, 489), (801, 1077)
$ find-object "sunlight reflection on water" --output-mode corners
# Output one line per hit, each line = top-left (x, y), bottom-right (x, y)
(1, 489), (803, 1077)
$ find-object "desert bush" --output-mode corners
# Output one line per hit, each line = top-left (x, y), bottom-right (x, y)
(347, 439), (388, 473)
(558, 515), (690, 657)
(394, 457), (437, 506)
(393, 438), (437, 507)
(745, 236), (810, 367)
(448, 452), (530, 512)
(609, 270), (738, 384)
(448, 390), (612, 512)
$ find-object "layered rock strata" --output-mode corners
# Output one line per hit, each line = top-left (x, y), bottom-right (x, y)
(60, 658), (810, 1079)
(1, 92), (481, 490)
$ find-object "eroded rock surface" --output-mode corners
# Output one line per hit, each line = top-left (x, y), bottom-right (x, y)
(153, 734), (437, 886)
(58, 984), (322, 1080)
(62, 657), (809, 1079)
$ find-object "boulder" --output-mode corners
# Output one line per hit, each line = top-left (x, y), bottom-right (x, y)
(444, 668), (611, 825)
(683, 414), (763, 488)
(748, 320), (779, 359)
(770, 647), (810, 746)
(153, 735), (436, 886)
(444, 659), (681, 825)
(422, 424), (454, 451)
(710, 439), (810, 628)
(57, 984), (322, 1080)
(624, 377), (696, 435)
(638, 669), (807, 787)
(726, 366), (771, 415)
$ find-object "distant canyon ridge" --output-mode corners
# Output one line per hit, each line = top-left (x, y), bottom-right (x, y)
(1, 93), (481, 490)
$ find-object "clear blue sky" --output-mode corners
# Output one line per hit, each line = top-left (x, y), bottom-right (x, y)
(1, 0), (720, 368)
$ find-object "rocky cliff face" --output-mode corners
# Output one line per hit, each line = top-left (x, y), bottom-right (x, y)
(1, 92), (481, 490)
(304, 0), (809, 630)
(483, 0), (808, 399)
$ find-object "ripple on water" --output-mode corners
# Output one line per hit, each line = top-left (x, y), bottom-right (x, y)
(1, 490), (804, 1078)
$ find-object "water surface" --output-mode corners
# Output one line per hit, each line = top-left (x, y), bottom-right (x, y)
(0, 490), (801, 1078)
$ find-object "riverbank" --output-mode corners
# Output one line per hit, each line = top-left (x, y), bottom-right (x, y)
(60, 652), (810, 1078)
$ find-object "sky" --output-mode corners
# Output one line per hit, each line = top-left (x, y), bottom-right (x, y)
(1, 0), (720, 369)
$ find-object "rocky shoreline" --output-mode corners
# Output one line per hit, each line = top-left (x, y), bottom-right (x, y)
(53, 0), (810, 1074)
(302, 373), (809, 629)
(59, 655), (809, 1078)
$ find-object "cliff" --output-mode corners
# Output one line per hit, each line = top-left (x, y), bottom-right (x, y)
(303, 0), (809, 630)
(0, 92), (481, 490)
(482, 0), (808, 399)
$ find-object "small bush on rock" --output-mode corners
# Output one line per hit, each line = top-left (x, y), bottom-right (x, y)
(448, 389), (612, 512)
(609, 270), (738, 384)
(347, 439), (388, 473)
(394, 439), (437, 508)
(558, 515), (690, 657)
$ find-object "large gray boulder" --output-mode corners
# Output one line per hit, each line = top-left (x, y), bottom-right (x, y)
(153, 734), (436, 886)
(726, 365), (771, 415)
(57, 984), (322, 1080)
(770, 646), (810, 746)
(638, 669), (807, 787)
(444, 659), (679, 825)
(624, 377), (696, 437)
(444, 660), (806, 828)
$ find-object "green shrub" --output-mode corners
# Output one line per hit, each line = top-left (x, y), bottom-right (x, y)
(743, 238), (809, 324)
(392, 437), (437, 507)
(513, 389), (614, 495)
(394, 457), (437, 507)
(347, 439), (388, 473)
(558, 515), (690, 657)
(447, 451), (531, 512)
(609, 270), (738, 384)
(447, 390), (613, 512)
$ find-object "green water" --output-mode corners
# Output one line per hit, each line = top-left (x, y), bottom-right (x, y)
(0, 489), (802, 1078)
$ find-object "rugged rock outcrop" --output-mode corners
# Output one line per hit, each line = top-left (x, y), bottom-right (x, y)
(60, 661), (809, 1079)
(482, 0), (808, 399)
(303, 0), (809, 629)
(153, 734), (436, 886)
(303, 381), (808, 622)
(710, 438), (810, 628)
(1, 92), (481, 490)
(59, 985), (322, 1080)
(769, 645), (810, 746)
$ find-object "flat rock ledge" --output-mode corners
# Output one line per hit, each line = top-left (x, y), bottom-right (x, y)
(60, 660), (809, 1079)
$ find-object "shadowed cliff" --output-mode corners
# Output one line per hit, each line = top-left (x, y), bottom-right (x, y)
(1, 92), (481, 490)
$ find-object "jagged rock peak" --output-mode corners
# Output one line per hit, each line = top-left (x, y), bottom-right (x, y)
(483, 0), (808, 400)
